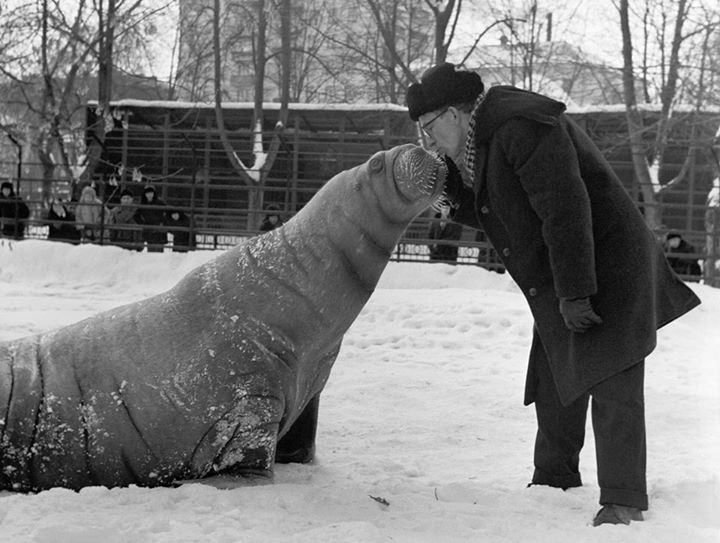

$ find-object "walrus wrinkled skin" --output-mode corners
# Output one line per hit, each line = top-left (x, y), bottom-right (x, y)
(0, 144), (447, 491)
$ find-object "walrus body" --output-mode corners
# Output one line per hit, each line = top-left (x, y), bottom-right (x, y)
(0, 144), (446, 491)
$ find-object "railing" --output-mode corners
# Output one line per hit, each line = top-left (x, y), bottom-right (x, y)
(14, 212), (707, 285)
(1, 168), (718, 286)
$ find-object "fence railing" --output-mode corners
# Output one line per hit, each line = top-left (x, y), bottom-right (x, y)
(1, 170), (717, 287)
(9, 205), (709, 286)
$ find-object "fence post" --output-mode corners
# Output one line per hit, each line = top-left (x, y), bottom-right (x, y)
(712, 204), (719, 287)
(706, 185), (719, 287)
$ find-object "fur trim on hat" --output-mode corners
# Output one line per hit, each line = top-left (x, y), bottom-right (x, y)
(406, 63), (485, 121)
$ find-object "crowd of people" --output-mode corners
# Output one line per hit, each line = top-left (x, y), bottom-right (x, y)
(0, 179), (296, 252)
(0, 177), (708, 278)
(1, 182), (195, 252)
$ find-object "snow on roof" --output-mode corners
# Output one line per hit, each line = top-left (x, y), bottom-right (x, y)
(89, 100), (409, 113)
(87, 99), (720, 116)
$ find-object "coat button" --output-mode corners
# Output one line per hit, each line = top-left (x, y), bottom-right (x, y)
(528, 288), (537, 296)
(480, 206), (490, 214)
(502, 248), (511, 257)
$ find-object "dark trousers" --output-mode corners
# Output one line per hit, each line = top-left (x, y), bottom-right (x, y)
(529, 335), (648, 510)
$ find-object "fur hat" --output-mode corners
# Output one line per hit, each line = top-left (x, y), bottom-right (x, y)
(120, 188), (135, 198)
(406, 63), (485, 121)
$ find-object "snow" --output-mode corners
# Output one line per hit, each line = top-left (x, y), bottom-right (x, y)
(91, 99), (720, 116)
(0, 240), (718, 543)
(90, 99), (410, 112)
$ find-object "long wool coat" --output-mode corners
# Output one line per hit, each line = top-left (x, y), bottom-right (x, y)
(449, 86), (701, 406)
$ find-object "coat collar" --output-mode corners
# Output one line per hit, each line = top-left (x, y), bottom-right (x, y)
(464, 86), (566, 193)
(472, 86), (566, 143)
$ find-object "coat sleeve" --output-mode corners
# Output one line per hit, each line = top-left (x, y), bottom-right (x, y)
(496, 117), (597, 299)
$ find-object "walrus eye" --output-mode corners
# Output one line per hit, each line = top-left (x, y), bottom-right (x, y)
(369, 156), (384, 173)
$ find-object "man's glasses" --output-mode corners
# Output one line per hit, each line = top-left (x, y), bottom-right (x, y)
(420, 108), (449, 138)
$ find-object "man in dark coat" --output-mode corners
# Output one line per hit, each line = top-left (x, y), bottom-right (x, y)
(664, 231), (702, 279)
(135, 184), (167, 252)
(427, 206), (463, 262)
(165, 208), (194, 252)
(0, 180), (30, 240)
(406, 63), (701, 526)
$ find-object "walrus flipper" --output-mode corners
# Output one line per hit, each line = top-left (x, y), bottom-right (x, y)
(275, 394), (319, 464)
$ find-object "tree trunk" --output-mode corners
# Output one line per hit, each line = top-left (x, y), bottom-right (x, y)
(619, 0), (660, 229)
(77, 0), (116, 199)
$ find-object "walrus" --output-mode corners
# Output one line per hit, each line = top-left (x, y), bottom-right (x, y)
(0, 144), (448, 492)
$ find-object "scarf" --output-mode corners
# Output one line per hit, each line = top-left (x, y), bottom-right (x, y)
(462, 92), (486, 188)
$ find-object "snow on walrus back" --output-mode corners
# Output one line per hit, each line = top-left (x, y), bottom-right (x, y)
(0, 144), (448, 492)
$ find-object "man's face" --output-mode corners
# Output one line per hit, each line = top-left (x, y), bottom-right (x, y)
(120, 195), (134, 205)
(1, 187), (10, 197)
(418, 106), (464, 159)
(667, 237), (681, 249)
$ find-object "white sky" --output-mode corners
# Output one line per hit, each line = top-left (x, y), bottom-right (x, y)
(456, 0), (623, 66)
(0, 0), (624, 79)
(143, 0), (626, 78)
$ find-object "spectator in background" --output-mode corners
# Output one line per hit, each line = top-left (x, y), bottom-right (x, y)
(260, 204), (284, 232)
(107, 189), (142, 251)
(474, 229), (505, 274)
(166, 208), (193, 252)
(664, 232), (702, 279)
(135, 184), (167, 252)
(0, 180), (30, 240)
(75, 185), (106, 243)
(427, 206), (463, 262)
(47, 198), (80, 244)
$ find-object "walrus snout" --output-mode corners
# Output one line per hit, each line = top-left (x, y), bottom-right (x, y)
(392, 146), (448, 204)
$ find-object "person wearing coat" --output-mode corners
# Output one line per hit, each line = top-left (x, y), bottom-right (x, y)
(47, 198), (80, 244)
(135, 184), (167, 252)
(259, 204), (285, 232)
(0, 180), (30, 240)
(74, 185), (106, 243)
(165, 208), (193, 252)
(427, 206), (463, 262)
(406, 63), (701, 526)
(664, 232), (702, 279)
(107, 189), (142, 251)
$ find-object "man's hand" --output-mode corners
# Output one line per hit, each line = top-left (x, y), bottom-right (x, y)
(559, 297), (603, 333)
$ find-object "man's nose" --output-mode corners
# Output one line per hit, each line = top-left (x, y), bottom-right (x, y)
(422, 135), (438, 150)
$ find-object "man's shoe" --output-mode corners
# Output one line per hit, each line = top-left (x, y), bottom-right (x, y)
(592, 504), (644, 526)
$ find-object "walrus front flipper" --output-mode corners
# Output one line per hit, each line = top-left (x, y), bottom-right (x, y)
(275, 394), (319, 464)
(176, 465), (275, 489)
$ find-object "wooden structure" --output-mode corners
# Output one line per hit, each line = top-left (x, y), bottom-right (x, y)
(85, 101), (415, 230)
(5, 99), (716, 284)
(79, 100), (720, 282)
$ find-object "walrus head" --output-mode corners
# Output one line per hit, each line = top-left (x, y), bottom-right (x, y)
(366, 143), (448, 222)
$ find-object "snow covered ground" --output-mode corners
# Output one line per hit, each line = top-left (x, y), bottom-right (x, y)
(0, 240), (718, 543)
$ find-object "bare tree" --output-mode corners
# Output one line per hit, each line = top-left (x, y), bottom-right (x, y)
(211, 0), (291, 230)
(0, 0), (171, 204)
(618, 0), (720, 230)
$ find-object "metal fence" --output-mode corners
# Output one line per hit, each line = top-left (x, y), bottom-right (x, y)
(2, 103), (718, 285)
(2, 170), (714, 286)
